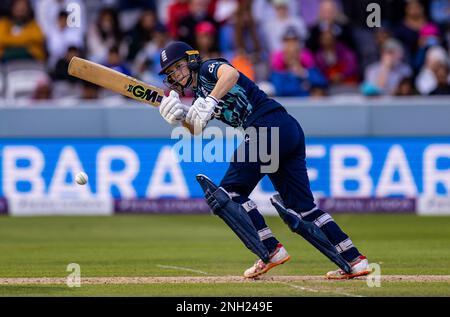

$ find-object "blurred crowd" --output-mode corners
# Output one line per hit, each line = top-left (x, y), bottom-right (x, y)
(0, 0), (449, 102)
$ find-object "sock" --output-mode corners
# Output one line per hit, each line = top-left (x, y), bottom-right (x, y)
(232, 195), (279, 253)
(247, 209), (279, 253)
(301, 209), (361, 263)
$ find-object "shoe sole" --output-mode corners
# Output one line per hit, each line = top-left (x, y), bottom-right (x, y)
(325, 269), (372, 280)
(244, 255), (291, 279)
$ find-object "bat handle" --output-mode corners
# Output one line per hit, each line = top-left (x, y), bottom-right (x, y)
(182, 121), (200, 135)
(179, 112), (201, 135)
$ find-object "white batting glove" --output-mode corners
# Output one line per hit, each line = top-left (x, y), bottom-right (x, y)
(185, 96), (218, 131)
(159, 90), (190, 125)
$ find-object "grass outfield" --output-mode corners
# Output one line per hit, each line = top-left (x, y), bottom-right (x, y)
(0, 214), (449, 296)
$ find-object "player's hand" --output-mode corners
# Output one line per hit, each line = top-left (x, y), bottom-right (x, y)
(159, 90), (190, 125)
(185, 96), (218, 131)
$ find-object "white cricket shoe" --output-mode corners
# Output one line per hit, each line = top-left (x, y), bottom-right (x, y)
(243, 243), (291, 278)
(326, 255), (372, 279)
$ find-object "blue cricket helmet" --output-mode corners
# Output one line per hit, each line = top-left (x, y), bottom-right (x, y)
(159, 41), (199, 75)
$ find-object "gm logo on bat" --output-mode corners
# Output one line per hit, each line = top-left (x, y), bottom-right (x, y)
(127, 84), (163, 104)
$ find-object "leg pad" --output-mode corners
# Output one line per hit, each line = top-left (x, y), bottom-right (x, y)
(196, 174), (270, 263)
(270, 194), (351, 274)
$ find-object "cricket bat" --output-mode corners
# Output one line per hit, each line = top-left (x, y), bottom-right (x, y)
(68, 56), (195, 134)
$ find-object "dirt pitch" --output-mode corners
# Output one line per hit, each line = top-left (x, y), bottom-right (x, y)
(1, 275), (449, 285)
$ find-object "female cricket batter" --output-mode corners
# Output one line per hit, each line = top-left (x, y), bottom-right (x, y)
(158, 41), (371, 279)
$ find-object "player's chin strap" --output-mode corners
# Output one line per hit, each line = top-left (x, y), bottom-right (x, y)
(179, 70), (196, 97)
(180, 50), (200, 97)
(270, 194), (352, 274)
(172, 68), (197, 97)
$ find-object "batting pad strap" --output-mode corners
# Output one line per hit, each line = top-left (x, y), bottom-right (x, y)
(299, 206), (319, 218)
(314, 213), (333, 228)
(258, 228), (274, 241)
(335, 238), (354, 253)
(242, 200), (257, 212)
(228, 192), (257, 212)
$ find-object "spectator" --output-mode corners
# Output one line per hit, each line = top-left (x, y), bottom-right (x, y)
(433, 4), (450, 55)
(51, 46), (81, 83)
(133, 24), (170, 86)
(234, 0), (261, 54)
(166, 0), (190, 38)
(81, 81), (100, 99)
(49, 45), (84, 100)
(35, 0), (86, 39)
(104, 46), (131, 76)
(116, 0), (157, 12)
(271, 28), (315, 72)
(430, 63), (450, 95)
(203, 0), (256, 75)
(307, 0), (354, 53)
(414, 23), (442, 72)
(214, 0), (237, 25)
(214, 0), (237, 58)
(234, 0), (268, 82)
(34, 0), (87, 52)
(314, 28), (359, 87)
(195, 21), (220, 59)
(394, 0), (429, 64)
(358, 25), (393, 73)
(341, 0), (406, 28)
(262, 0), (308, 53)
(270, 27), (327, 97)
(176, 0), (217, 48)
(298, 0), (321, 27)
(32, 73), (53, 100)
(116, 0), (158, 32)
(394, 76), (418, 96)
(415, 45), (449, 94)
(87, 7), (126, 64)
(374, 26), (393, 57)
(0, 1), (8, 17)
(252, 0), (300, 24)
(127, 9), (160, 60)
(362, 39), (412, 96)
(430, 0), (450, 26)
(46, 10), (84, 69)
(340, 0), (404, 73)
(0, 0), (46, 62)
(231, 52), (256, 81)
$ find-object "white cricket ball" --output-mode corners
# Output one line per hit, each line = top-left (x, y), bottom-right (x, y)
(75, 172), (88, 185)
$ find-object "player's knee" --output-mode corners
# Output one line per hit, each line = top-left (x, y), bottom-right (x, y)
(221, 183), (252, 196)
(228, 191), (247, 204)
(221, 185), (250, 202)
(212, 182), (257, 213)
(228, 192), (258, 213)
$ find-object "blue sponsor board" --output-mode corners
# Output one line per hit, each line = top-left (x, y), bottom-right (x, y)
(0, 138), (449, 199)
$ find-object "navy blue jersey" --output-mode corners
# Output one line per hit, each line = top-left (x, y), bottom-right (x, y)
(193, 59), (284, 128)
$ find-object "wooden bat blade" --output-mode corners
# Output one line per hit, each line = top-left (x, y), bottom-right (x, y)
(68, 56), (165, 106)
(68, 57), (197, 135)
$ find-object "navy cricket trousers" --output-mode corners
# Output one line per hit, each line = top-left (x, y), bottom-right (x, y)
(220, 108), (316, 213)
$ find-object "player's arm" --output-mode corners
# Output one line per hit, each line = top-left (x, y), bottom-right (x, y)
(159, 64), (240, 135)
(186, 64), (239, 131)
(208, 64), (239, 101)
